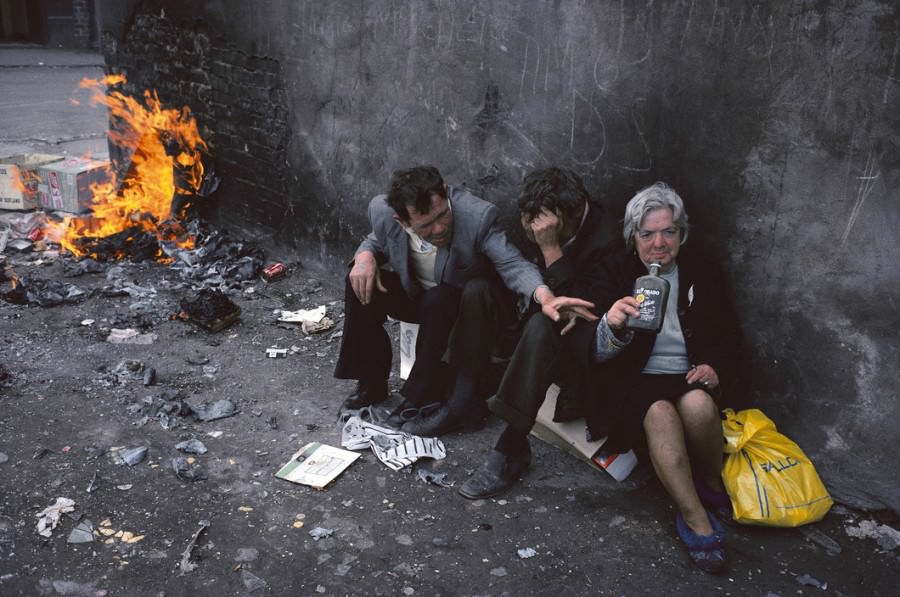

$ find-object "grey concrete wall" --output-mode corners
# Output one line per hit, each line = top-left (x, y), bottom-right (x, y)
(97, 0), (899, 513)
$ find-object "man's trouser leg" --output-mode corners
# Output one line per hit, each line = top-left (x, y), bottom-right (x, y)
(444, 277), (518, 417)
(333, 270), (417, 384)
(400, 284), (461, 407)
(487, 313), (562, 435)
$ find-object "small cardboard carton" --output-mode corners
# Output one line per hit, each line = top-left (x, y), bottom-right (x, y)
(399, 321), (419, 380)
(0, 154), (65, 210)
(531, 384), (638, 481)
(37, 156), (111, 213)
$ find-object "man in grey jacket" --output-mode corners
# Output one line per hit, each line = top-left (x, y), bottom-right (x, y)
(333, 165), (593, 430)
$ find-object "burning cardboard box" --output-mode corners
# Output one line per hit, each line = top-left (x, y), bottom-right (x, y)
(37, 156), (111, 214)
(0, 154), (65, 211)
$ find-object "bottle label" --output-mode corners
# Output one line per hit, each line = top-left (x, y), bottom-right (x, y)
(634, 286), (662, 323)
(626, 265), (669, 333)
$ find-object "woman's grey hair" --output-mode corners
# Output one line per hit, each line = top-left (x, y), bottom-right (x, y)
(622, 182), (689, 249)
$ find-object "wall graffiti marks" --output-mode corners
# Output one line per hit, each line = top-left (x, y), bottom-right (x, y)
(680, 0), (696, 50)
(420, 5), (488, 49)
(745, 3), (776, 59)
(512, 29), (574, 99)
(884, 33), (899, 106)
(592, 2), (652, 92)
(688, 0), (778, 56)
(705, 0), (719, 45)
(615, 98), (652, 173)
(568, 88), (607, 166)
(840, 151), (880, 248)
(298, 2), (359, 48)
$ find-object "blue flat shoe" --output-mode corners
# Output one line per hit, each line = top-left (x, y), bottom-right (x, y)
(676, 511), (727, 574)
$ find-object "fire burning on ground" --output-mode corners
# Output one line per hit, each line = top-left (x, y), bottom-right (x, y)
(4, 75), (265, 309)
(51, 74), (209, 261)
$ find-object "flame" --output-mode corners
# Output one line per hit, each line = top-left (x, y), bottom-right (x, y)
(52, 74), (207, 260)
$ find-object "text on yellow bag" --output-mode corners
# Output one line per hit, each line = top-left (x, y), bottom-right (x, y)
(722, 408), (833, 527)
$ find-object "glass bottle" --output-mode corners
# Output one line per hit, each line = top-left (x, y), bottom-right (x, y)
(625, 262), (670, 333)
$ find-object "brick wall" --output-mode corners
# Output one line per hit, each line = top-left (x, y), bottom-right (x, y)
(104, 9), (293, 234)
(72, 0), (91, 47)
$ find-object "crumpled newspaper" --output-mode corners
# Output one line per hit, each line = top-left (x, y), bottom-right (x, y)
(36, 497), (76, 537)
(278, 306), (335, 334)
(341, 416), (446, 471)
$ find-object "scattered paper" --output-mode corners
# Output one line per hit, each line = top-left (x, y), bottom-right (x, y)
(278, 306), (326, 323)
(35, 497), (75, 537)
(191, 399), (239, 422)
(796, 573), (827, 590)
(416, 469), (453, 487)
(117, 446), (148, 466)
(107, 328), (158, 345)
(275, 442), (360, 489)
(341, 416), (446, 471)
(309, 526), (334, 540)
(241, 569), (268, 592)
(179, 520), (210, 575)
(175, 439), (208, 455)
(277, 306), (335, 333)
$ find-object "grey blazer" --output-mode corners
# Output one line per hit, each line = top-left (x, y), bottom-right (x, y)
(355, 185), (544, 301)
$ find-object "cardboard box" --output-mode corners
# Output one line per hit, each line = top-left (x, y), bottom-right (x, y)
(399, 321), (419, 380)
(0, 154), (65, 210)
(37, 156), (111, 213)
(531, 384), (637, 481)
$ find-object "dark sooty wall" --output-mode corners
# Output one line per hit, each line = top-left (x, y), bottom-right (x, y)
(99, 0), (899, 513)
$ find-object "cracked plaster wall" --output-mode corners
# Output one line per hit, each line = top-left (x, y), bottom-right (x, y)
(97, 0), (900, 513)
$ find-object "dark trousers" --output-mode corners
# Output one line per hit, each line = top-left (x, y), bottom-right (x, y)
(444, 277), (519, 414)
(334, 270), (518, 409)
(487, 313), (567, 435)
(333, 270), (459, 407)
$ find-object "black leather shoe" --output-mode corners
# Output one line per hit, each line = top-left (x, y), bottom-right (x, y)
(384, 401), (440, 429)
(401, 404), (481, 437)
(458, 445), (531, 500)
(340, 380), (388, 411)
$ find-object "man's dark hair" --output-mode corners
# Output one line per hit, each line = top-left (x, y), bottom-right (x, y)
(517, 167), (589, 219)
(387, 166), (447, 221)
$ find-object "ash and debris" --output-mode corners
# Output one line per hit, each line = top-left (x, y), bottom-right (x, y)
(2, 209), (267, 311)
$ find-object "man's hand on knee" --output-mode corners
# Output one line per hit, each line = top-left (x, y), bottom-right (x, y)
(349, 250), (385, 305)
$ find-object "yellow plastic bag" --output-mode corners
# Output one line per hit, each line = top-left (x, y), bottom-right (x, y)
(722, 408), (833, 527)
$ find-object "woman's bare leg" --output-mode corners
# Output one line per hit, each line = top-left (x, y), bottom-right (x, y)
(643, 399), (713, 535)
(676, 389), (726, 493)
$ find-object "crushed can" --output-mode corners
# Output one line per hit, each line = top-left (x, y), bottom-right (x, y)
(262, 262), (286, 281)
